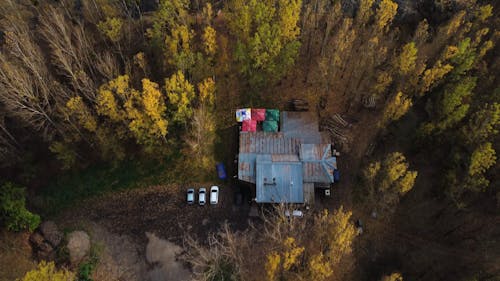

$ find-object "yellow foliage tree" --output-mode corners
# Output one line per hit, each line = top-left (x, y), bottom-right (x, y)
(282, 237), (304, 270)
(397, 42), (418, 75)
(96, 75), (168, 150)
(165, 71), (195, 124)
(419, 61), (453, 95)
(128, 79), (168, 147)
(381, 272), (404, 281)
(469, 142), (496, 176)
(312, 207), (356, 265)
(198, 77), (216, 106)
(18, 261), (74, 281)
(96, 75), (128, 122)
(97, 17), (123, 42)
(364, 152), (417, 214)
(66, 96), (97, 132)
(356, 0), (375, 26)
(375, 0), (398, 33)
(308, 253), (333, 281)
(374, 71), (393, 95)
(165, 25), (194, 70)
(278, 0), (302, 40)
(265, 251), (281, 281)
(202, 26), (217, 56)
(382, 92), (412, 125)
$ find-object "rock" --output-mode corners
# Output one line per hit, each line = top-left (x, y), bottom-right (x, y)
(29, 232), (44, 248)
(38, 248), (56, 261)
(67, 231), (90, 265)
(39, 221), (63, 247)
(38, 241), (54, 253)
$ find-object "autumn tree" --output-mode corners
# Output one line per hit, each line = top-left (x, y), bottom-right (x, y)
(381, 92), (413, 126)
(165, 71), (195, 124)
(225, 0), (302, 86)
(363, 152), (418, 214)
(375, 0), (398, 33)
(381, 272), (404, 281)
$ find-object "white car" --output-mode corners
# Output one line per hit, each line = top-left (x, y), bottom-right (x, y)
(187, 188), (195, 204)
(285, 209), (303, 218)
(210, 186), (219, 205)
(199, 188), (206, 205)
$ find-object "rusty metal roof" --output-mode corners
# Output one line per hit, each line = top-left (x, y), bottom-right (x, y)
(255, 155), (304, 203)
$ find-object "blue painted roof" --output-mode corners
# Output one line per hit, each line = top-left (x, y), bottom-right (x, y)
(255, 155), (304, 203)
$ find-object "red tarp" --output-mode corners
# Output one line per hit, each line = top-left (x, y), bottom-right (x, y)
(251, 108), (266, 121)
(242, 120), (257, 132)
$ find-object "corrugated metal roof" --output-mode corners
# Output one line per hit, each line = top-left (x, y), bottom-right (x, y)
(238, 153), (256, 183)
(301, 144), (337, 183)
(281, 111), (323, 144)
(239, 132), (300, 154)
(255, 155), (304, 203)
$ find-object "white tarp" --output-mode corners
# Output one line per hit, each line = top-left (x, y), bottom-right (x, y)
(236, 108), (251, 122)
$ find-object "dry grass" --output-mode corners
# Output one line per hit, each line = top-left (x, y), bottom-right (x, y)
(0, 230), (36, 281)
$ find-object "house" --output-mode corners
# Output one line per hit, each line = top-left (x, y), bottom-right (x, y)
(237, 111), (337, 204)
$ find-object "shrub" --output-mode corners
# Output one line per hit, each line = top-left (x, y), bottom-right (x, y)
(0, 182), (41, 232)
(18, 261), (74, 281)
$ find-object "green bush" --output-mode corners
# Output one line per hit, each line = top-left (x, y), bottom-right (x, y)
(0, 182), (41, 232)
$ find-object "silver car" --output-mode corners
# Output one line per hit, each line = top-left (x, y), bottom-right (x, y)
(187, 188), (195, 204)
(199, 188), (206, 205)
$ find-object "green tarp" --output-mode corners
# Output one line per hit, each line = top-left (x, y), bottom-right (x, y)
(265, 109), (280, 121)
(263, 120), (278, 132)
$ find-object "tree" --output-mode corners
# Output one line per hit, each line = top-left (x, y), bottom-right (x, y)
(66, 97), (97, 133)
(381, 272), (404, 281)
(265, 252), (281, 281)
(382, 92), (412, 126)
(18, 261), (74, 281)
(312, 207), (356, 264)
(226, 0), (302, 86)
(148, 0), (190, 46)
(461, 103), (500, 145)
(419, 61), (454, 95)
(397, 42), (418, 75)
(129, 79), (168, 149)
(363, 152), (417, 214)
(356, 0), (375, 27)
(468, 142), (496, 176)
(49, 142), (78, 170)
(97, 17), (123, 42)
(202, 26), (217, 56)
(375, 0), (398, 33)
(165, 71), (195, 124)
(0, 182), (40, 232)
(421, 76), (477, 135)
(165, 25), (195, 72)
(95, 75), (169, 152)
(307, 253), (333, 281)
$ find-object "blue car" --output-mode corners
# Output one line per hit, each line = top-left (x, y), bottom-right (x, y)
(216, 163), (227, 180)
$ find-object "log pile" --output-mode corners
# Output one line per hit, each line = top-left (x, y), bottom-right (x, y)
(320, 114), (353, 151)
